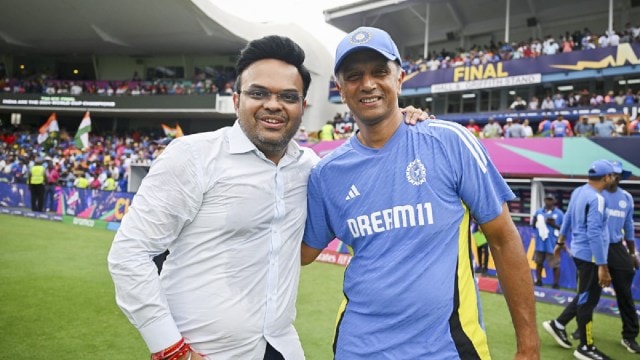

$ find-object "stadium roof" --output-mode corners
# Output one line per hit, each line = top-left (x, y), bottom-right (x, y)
(0, 0), (247, 56)
(324, 0), (639, 58)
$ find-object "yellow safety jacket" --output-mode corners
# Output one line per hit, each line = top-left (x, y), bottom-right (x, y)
(29, 165), (45, 185)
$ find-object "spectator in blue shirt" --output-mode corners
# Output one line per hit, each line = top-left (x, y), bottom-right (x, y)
(593, 116), (616, 137)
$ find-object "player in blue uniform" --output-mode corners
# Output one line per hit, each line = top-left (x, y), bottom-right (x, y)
(543, 160), (615, 360)
(602, 161), (640, 353)
(530, 193), (564, 288)
(558, 160), (640, 354)
(301, 26), (539, 359)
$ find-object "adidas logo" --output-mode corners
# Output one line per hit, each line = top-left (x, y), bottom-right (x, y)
(345, 184), (360, 200)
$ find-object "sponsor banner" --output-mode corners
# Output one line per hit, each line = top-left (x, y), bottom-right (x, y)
(1, 96), (116, 108)
(403, 43), (640, 90)
(0, 93), (218, 111)
(62, 215), (108, 229)
(0, 206), (62, 221)
(431, 74), (541, 93)
(54, 187), (134, 221)
(0, 183), (134, 222)
(315, 249), (352, 266)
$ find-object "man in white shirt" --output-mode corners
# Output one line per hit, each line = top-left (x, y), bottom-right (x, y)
(509, 96), (527, 110)
(541, 96), (555, 110)
(598, 33), (609, 47)
(108, 35), (319, 360)
(608, 30), (620, 47)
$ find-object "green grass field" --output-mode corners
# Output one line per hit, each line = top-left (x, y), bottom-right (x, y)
(0, 213), (635, 359)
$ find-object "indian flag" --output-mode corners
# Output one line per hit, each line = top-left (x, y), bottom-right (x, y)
(74, 112), (92, 150)
(37, 112), (59, 144)
(161, 123), (184, 138)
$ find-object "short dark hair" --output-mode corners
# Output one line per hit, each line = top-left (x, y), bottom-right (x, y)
(235, 35), (311, 97)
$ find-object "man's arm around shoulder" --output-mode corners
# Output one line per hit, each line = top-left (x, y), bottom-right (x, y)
(481, 203), (540, 359)
(301, 242), (323, 265)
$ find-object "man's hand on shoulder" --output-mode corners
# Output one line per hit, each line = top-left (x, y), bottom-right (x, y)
(401, 106), (434, 125)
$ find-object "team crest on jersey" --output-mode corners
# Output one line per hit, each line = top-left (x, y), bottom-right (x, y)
(406, 159), (426, 186)
(619, 200), (627, 208)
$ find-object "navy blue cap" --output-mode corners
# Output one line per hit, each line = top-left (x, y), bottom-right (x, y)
(588, 159), (615, 177)
(334, 27), (402, 75)
(610, 160), (632, 180)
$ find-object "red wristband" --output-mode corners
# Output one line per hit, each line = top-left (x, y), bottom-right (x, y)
(151, 338), (191, 360)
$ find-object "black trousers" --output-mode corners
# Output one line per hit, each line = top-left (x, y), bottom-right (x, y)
(264, 342), (284, 360)
(608, 242), (639, 339)
(557, 258), (602, 346)
(29, 183), (45, 212)
(477, 244), (489, 270)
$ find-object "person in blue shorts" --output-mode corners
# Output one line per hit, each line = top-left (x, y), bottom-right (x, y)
(301, 26), (540, 359)
(530, 193), (564, 288)
(542, 160), (615, 360)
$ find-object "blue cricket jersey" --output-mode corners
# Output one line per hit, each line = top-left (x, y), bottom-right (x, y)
(559, 184), (609, 265)
(303, 119), (515, 359)
(602, 188), (635, 244)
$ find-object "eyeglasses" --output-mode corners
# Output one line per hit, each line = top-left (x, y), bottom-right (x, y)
(240, 88), (303, 104)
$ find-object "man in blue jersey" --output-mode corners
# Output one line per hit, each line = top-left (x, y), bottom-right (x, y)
(301, 26), (540, 359)
(543, 160), (615, 360)
(601, 161), (639, 353)
(530, 193), (564, 288)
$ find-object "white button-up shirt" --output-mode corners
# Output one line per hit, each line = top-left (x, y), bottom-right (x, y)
(108, 121), (319, 359)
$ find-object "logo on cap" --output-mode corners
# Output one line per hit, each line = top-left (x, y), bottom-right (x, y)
(350, 30), (371, 44)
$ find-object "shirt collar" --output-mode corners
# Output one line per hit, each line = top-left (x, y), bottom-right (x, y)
(228, 120), (256, 155)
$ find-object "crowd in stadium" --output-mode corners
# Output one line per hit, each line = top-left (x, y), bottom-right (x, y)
(468, 114), (640, 138)
(0, 128), (166, 194)
(1, 105), (637, 200)
(401, 24), (640, 74)
(0, 63), (237, 96)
